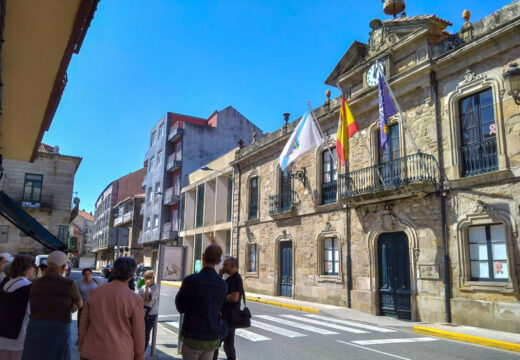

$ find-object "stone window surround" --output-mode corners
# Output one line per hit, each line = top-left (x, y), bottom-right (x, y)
(245, 168), (260, 221)
(456, 203), (517, 293)
(445, 70), (507, 180)
(316, 226), (343, 284)
(368, 117), (403, 167)
(314, 136), (340, 206)
(245, 241), (259, 278)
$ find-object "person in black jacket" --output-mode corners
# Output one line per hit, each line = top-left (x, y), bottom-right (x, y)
(213, 256), (242, 360)
(175, 244), (228, 360)
(0, 254), (35, 360)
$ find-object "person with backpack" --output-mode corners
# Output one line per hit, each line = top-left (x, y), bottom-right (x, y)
(22, 250), (82, 360)
(0, 254), (35, 360)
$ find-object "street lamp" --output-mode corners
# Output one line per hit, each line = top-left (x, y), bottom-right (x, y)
(503, 62), (520, 105)
(200, 166), (228, 175)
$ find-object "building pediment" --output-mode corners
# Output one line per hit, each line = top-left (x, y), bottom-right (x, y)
(325, 41), (367, 86)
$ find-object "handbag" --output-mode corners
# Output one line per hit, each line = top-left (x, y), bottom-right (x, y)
(226, 287), (251, 329)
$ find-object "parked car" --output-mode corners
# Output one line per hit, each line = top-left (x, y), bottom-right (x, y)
(102, 264), (113, 279)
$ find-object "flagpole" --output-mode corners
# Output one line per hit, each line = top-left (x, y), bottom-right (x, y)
(376, 61), (429, 177)
(334, 85), (386, 186)
(376, 61), (421, 155)
(307, 101), (335, 162)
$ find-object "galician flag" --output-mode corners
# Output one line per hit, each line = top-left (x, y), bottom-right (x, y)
(279, 111), (323, 172)
(378, 75), (397, 150)
(336, 95), (359, 166)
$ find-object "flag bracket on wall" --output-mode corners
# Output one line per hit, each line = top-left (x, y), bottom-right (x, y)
(287, 167), (307, 187)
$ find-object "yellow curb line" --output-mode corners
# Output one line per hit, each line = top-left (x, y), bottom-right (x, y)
(244, 297), (319, 313)
(161, 282), (320, 313)
(413, 326), (520, 353)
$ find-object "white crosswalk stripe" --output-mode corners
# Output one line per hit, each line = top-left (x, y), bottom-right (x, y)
(352, 337), (438, 345)
(305, 314), (397, 333)
(281, 315), (368, 334)
(235, 329), (271, 342)
(251, 320), (307, 338)
(256, 315), (338, 335)
(167, 321), (271, 342)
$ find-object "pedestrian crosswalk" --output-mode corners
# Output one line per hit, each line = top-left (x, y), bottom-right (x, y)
(164, 313), (436, 345)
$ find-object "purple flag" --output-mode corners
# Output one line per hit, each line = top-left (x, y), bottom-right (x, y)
(378, 75), (397, 150)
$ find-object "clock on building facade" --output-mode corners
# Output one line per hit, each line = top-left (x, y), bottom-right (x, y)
(366, 62), (385, 87)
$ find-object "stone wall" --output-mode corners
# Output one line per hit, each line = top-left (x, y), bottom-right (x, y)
(0, 152), (80, 255)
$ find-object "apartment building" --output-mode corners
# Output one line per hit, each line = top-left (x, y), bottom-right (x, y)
(139, 107), (262, 269)
(113, 194), (145, 263)
(91, 168), (146, 268)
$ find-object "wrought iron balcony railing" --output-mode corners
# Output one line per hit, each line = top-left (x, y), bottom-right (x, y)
(461, 138), (498, 178)
(339, 153), (438, 200)
(6, 192), (53, 210)
(269, 191), (297, 215)
(321, 181), (337, 205)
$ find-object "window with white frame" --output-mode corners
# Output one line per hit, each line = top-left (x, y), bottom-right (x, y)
(147, 187), (153, 202)
(248, 243), (257, 272)
(146, 217), (151, 230)
(154, 183), (161, 200)
(158, 124), (164, 138)
(151, 131), (156, 146)
(469, 224), (508, 281)
(323, 237), (339, 275)
(153, 215), (159, 229)
(157, 150), (163, 166)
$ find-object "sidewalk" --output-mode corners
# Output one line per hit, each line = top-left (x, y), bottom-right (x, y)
(162, 281), (520, 353)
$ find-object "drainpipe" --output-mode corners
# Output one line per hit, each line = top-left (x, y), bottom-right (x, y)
(235, 164), (242, 267)
(346, 204), (352, 308)
(430, 71), (452, 323)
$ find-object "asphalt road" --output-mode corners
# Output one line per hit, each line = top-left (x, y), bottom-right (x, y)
(158, 284), (518, 360)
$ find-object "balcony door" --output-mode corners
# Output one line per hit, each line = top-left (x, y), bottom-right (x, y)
(378, 124), (401, 186)
(459, 89), (498, 177)
(280, 169), (292, 212)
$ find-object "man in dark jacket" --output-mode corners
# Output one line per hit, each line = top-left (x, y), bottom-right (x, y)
(175, 244), (227, 360)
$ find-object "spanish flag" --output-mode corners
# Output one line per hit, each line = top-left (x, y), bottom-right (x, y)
(336, 95), (359, 165)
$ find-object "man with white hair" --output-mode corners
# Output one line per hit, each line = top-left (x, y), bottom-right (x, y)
(22, 251), (82, 360)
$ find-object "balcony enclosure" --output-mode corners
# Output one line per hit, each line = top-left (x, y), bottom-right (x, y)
(163, 185), (180, 205)
(166, 152), (182, 172)
(168, 121), (185, 142)
(339, 153), (438, 205)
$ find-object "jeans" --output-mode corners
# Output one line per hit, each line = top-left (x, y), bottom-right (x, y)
(144, 314), (158, 350)
(212, 328), (235, 360)
(22, 319), (71, 360)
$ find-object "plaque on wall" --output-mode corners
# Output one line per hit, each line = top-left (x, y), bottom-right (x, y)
(419, 264), (440, 280)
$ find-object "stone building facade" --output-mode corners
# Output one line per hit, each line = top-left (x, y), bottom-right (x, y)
(232, 1), (520, 332)
(0, 144), (81, 255)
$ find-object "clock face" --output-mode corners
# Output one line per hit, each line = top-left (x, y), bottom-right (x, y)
(366, 63), (384, 87)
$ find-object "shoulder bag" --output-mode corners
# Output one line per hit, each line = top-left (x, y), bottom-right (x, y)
(226, 286), (251, 329)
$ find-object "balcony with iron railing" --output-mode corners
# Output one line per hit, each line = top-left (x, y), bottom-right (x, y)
(339, 153), (439, 205)
(461, 138), (498, 178)
(164, 186), (180, 205)
(114, 211), (133, 227)
(166, 153), (182, 172)
(269, 191), (298, 217)
(6, 192), (53, 210)
(168, 121), (185, 142)
(161, 221), (178, 240)
(321, 181), (337, 205)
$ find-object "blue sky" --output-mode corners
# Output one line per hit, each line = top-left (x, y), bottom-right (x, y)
(43, 0), (513, 213)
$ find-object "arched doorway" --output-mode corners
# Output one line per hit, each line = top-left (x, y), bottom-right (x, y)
(378, 232), (411, 320)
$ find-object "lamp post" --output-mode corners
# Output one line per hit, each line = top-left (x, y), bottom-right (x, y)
(503, 62), (520, 105)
